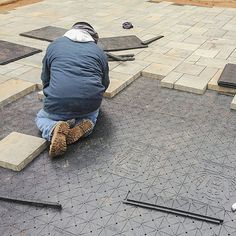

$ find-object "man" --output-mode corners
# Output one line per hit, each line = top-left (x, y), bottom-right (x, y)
(36, 22), (109, 158)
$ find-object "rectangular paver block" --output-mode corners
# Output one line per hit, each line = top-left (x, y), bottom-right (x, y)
(0, 79), (36, 107)
(174, 62), (205, 76)
(160, 71), (183, 89)
(174, 68), (218, 95)
(166, 42), (199, 51)
(142, 63), (174, 78)
(218, 63), (236, 88)
(174, 74), (207, 94)
(194, 49), (219, 58)
(0, 132), (47, 171)
(104, 71), (140, 98)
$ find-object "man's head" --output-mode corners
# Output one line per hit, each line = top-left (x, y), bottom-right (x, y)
(72, 22), (99, 43)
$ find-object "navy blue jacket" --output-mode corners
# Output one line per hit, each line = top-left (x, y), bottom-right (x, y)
(41, 37), (109, 116)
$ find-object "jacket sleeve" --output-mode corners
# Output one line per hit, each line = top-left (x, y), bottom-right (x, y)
(101, 54), (110, 90)
(41, 52), (51, 88)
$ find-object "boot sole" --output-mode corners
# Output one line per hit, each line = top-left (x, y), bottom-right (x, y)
(49, 122), (69, 157)
(67, 119), (93, 145)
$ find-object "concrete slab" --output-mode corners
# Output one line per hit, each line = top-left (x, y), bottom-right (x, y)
(0, 79), (36, 107)
(0, 132), (47, 171)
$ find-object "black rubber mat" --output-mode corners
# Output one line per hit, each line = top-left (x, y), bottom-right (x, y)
(20, 26), (149, 51)
(0, 40), (42, 65)
(98, 35), (148, 51)
(1, 77), (236, 235)
(20, 26), (67, 42)
(218, 63), (236, 88)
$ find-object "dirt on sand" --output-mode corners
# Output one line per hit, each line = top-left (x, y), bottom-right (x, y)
(0, 0), (41, 13)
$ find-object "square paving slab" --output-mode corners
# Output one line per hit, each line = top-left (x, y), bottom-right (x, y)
(0, 132), (47, 171)
(20, 26), (150, 51)
(0, 79), (36, 107)
(1, 78), (236, 235)
(0, 40), (42, 65)
(218, 63), (236, 88)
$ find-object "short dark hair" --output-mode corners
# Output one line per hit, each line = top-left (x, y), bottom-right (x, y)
(72, 22), (94, 29)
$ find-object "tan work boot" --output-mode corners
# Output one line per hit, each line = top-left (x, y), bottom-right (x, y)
(49, 121), (70, 158)
(67, 119), (93, 145)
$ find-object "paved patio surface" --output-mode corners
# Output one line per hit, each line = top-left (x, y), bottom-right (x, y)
(1, 1), (236, 235)
(1, 0), (236, 95)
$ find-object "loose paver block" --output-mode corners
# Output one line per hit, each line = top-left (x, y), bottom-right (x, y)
(231, 95), (236, 110)
(218, 63), (236, 88)
(0, 40), (42, 65)
(160, 71), (183, 89)
(142, 63), (174, 78)
(0, 79), (36, 107)
(0, 132), (47, 171)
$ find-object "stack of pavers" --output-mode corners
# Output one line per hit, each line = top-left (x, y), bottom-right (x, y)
(217, 64), (236, 109)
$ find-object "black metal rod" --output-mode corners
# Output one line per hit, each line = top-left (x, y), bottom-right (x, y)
(142, 35), (164, 45)
(123, 199), (223, 225)
(0, 195), (62, 210)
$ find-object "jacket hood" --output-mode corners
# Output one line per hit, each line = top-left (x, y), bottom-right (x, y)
(64, 28), (94, 43)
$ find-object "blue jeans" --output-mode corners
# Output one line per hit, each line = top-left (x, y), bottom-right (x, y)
(35, 109), (99, 141)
